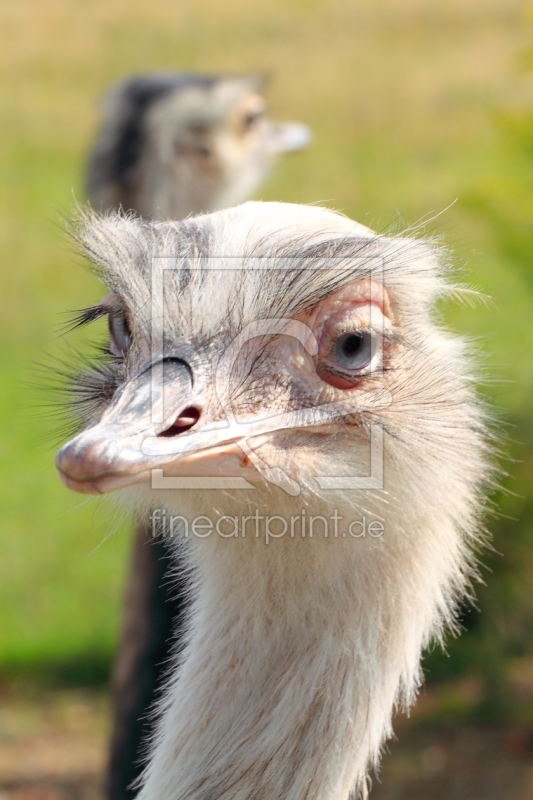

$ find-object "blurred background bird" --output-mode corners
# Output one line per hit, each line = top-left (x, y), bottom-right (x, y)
(87, 73), (311, 220)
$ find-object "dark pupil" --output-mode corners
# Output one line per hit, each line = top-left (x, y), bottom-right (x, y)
(340, 333), (363, 358)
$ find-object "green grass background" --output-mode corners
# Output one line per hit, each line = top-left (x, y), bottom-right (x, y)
(1, 0), (533, 709)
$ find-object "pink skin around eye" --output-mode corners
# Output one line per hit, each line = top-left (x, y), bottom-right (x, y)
(302, 279), (392, 339)
(298, 279), (393, 390)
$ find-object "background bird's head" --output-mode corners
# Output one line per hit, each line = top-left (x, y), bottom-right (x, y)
(87, 74), (311, 221)
(56, 202), (488, 533)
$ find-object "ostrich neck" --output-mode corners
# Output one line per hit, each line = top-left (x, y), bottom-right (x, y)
(137, 491), (442, 800)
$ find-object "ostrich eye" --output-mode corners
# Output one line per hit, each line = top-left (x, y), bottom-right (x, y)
(242, 111), (263, 132)
(334, 332), (375, 371)
(108, 311), (131, 357)
(317, 327), (382, 389)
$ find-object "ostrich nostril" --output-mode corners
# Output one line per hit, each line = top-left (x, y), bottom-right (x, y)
(158, 406), (201, 438)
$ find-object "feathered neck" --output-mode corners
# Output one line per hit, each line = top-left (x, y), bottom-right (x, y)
(135, 481), (465, 800)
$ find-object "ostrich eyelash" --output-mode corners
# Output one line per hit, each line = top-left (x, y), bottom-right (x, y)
(60, 297), (132, 337)
(59, 304), (107, 335)
(322, 326), (404, 357)
(328, 325), (400, 344)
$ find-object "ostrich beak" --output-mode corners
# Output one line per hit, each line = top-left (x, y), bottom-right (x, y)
(56, 358), (197, 494)
(56, 355), (345, 496)
(267, 122), (312, 154)
(55, 354), (297, 495)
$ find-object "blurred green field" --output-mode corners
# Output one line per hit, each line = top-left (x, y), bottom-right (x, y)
(1, 0), (533, 704)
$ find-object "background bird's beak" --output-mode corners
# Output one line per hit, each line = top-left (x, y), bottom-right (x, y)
(268, 122), (312, 153)
(55, 358), (196, 494)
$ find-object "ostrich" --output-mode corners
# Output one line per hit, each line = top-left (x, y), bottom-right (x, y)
(87, 72), (311, 221)
(86, 71), (311, 798)
(56, 201), (490, 800)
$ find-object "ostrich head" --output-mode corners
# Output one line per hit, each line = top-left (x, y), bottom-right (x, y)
(87, 74), (311, 220)
(56, 202), (490, 800)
